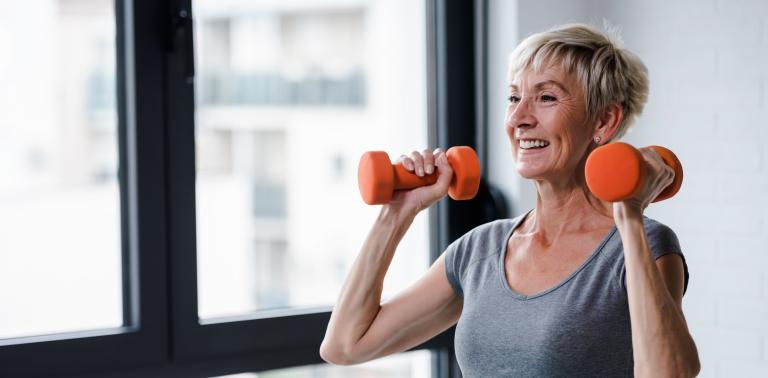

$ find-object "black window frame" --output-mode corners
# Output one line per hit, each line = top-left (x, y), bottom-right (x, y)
(0, 0), (493, 376)
(0, 0), (170, 376)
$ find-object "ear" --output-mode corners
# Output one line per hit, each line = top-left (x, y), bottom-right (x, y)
(594, 103), (624, 143)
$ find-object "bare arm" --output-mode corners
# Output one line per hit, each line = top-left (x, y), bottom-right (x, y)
(614, 148), (700, 377)
(616, 209), (700, 377)
(320, 148), (462, 365)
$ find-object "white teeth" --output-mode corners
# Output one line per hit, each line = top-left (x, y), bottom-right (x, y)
(519, 139), (550, 149)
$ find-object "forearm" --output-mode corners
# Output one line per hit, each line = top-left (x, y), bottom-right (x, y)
(321, 206), (415, 359)
(616, 210), (699, 377)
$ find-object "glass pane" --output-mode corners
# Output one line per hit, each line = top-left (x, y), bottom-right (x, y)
(194, 0), (428, 318)
(217, 350), (431, 378)
(0, 0), (122, 339)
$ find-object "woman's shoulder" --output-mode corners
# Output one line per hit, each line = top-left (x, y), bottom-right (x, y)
(641, 215), (670, 227)
(641, 216), (679, 239)
(638, 215), (689, 292)
(637, 216), (684, 260)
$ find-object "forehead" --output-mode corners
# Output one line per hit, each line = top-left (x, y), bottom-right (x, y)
(508, 64), (577, 91)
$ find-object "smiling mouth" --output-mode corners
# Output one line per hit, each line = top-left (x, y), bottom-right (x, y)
(519, 139), (550, 150)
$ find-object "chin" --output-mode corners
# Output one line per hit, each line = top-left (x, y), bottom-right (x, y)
(515, 164), (545, 180)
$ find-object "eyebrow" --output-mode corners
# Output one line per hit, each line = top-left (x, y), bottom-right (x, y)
(509, 80), (571, 95)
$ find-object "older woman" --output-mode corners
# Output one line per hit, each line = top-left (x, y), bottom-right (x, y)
(320, 24), (700, 377)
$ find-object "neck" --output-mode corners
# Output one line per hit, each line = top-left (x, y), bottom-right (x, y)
(524, 176), (613, 241)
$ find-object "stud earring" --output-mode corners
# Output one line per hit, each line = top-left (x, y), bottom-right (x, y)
(594, 136), (601, 144)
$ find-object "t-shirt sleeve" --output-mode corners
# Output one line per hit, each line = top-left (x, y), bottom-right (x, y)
(443, 235), (467, 297)
(443, 218), (524, 298)
(645, 220), (690, 294)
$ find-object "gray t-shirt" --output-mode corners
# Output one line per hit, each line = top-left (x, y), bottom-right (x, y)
(444, 212), (688, 377)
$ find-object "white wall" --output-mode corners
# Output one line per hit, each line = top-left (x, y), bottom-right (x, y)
(488, 1), (768, 376)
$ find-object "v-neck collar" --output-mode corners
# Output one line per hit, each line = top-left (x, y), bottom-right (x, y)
(497, 210), (617, 300)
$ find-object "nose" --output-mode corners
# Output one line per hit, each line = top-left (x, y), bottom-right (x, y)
(505, 96), (536, 133)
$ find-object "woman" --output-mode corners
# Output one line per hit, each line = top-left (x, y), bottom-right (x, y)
(320, 24), (700, 377)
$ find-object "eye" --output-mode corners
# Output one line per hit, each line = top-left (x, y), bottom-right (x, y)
(540, 94), (557, 102)
(508, 95), (521, 103)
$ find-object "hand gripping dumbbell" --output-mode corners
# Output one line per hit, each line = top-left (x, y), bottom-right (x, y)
(585, 142), (683, 203)
(357, 146), (481, 205)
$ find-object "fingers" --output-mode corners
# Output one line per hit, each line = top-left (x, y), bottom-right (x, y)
(639, 148), (675, 186)
(639, 148), (664, 166)
(637, 148), (675, 203)
(433, 149), (453, 190)
(433, 147), (444, 162)
(422, 149), (435, 175)
(400, 148), (442, 177)
(409, 151), (425, 176)
(398, 154), (413, 170)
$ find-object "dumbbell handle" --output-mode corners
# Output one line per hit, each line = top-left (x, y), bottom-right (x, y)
(389, 147), (479, 199)
(391, 163), (438, 190)
(358, 146), (480, 204)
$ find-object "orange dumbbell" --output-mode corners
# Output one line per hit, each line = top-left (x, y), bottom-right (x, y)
(585, 142), (683, 203)
(357, 146), (481, 205)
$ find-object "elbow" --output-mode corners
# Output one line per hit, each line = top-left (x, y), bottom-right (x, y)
(675, 353), (702, 378)
(675, 359), (700, 378)
(670, 354), (702, 378)
(688, 353), (701, 377)
(319, 340), (357, 366)
(635, 351), (701, 378)
(690, 363), (701, 377)
(685, 337), (701, 377)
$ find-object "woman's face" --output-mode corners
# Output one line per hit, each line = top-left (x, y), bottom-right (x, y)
(505, 64), (594, 182)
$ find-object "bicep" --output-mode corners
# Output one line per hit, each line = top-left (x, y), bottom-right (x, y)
(351, 253), (462, 363)
(655, 254), (685, 308)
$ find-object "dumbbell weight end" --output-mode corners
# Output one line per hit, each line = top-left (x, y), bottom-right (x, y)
(584, 142), (683, 203)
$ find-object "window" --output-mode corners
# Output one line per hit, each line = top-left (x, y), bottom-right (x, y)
(193, 0), (431, 319)
(0, 1), (478, 376)
(0, 0), (121, 341)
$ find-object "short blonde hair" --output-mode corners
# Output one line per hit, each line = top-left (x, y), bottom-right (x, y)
(508, 24), (648, 140)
